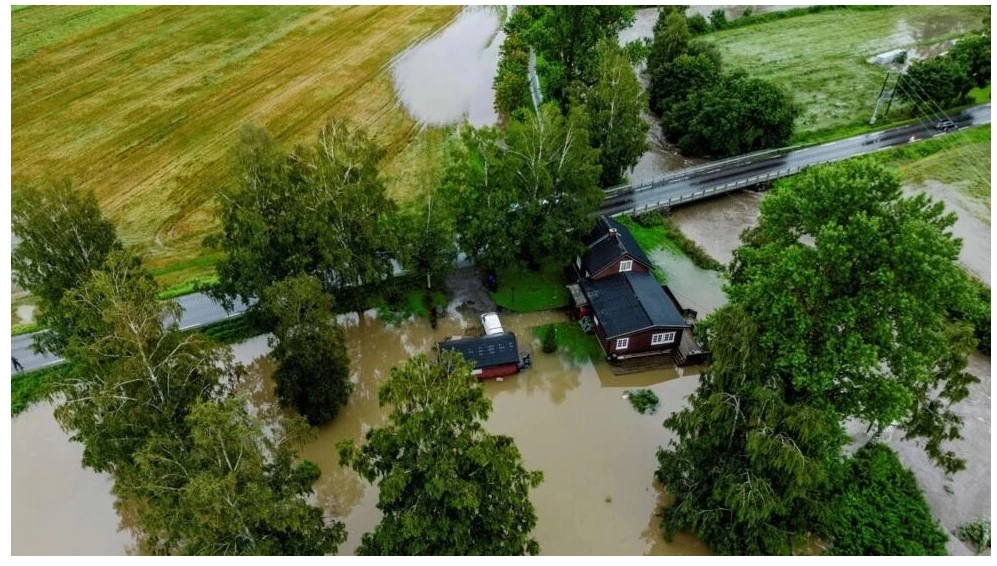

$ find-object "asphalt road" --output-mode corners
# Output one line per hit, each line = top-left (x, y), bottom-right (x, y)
(10, 294), (251, 373)
(600, 104), (992, 215)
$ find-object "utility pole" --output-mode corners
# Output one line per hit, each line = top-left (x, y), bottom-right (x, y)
(869, 71), (899, 124)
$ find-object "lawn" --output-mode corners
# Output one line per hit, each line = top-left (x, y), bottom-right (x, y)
(703, 5), (989, 138)
(491, 264), (571, 313)
(867, 125), (991, 212)
(532, 322), (604, 363)
(11, 5), (460, 287)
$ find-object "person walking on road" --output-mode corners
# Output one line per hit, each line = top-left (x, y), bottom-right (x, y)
(12, 357), (24, 373)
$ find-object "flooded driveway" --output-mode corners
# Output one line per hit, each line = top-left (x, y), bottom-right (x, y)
(391, 6), (505, 126)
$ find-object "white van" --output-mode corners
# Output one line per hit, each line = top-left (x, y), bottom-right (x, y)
(481, 312), (504, 336)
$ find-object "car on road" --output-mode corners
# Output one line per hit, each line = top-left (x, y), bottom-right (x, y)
(934, 119), (957, 131)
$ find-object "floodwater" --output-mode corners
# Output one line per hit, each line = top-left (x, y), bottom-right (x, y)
(390, 6), (506, 127)
(668, 180), (991, 286)
(230, 309), (710, 556)
(649, 249), (728, 317)
(619, 5), (811, 46)
(11, 402), (135, 555)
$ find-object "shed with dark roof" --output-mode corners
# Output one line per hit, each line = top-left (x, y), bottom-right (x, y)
(439, 332), (521, 380)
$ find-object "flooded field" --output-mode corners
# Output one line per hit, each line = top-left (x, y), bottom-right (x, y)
(390, 6), (505, 126)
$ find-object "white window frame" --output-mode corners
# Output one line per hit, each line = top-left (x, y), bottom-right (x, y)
(615, 337), (629, 350)
(619, 259), (633, 272)
(651, 331), (677, 345)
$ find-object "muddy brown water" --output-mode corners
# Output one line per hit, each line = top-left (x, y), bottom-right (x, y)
(11, 402), (136, 555)
(232, 310), (710, 556)
(11, 308), (710, 555)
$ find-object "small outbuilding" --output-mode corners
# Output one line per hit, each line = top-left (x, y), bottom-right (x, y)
(439, 332), (521, 380)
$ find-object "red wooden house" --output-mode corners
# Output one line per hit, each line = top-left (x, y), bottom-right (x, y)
(572, 216), (695, 363)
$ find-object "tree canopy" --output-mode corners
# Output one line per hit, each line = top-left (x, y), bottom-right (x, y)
(585, 40), (649, 187)
(657, 160), (979, 554)
(338, 352), (543, 555)
(898, 55), (975, 112)
(442, 102), (602, 269)
(11, 178), (123, 354)
(259, 274), (353, 426)
(54, 250), (227, 476)
(663, 70), (798, 157)
(208, 120), (397, 309)
(514, 5), (636, 105)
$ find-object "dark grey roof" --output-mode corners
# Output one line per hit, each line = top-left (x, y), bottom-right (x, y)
(581, 216), (652, 275)
(580, 272), (689, 338)
(439, 332), (519, 369)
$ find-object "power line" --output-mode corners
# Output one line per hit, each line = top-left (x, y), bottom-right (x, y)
(893, 78), (992, 192)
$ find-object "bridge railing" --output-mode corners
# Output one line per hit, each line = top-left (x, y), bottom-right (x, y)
(607, 160), (835, 217)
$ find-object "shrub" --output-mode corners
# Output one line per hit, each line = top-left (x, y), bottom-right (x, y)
(542, 325), (558, 353)
(686, 13), (708, 35)
(708, 8), (727, 30)
(819, 443), (949, 555)
(625, 389), (660, 414)
(957, 519), (991, 555)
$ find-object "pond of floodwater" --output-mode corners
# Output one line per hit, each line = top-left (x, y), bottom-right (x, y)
(390, 6), (506, 127)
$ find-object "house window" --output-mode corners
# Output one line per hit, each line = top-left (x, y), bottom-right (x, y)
(615, 337), (629, 350)
(651, 331), (676, 345)
(619, 260), (633, 272)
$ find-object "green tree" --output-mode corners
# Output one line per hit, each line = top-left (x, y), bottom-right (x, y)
(728, 161), (978, 471)
(586, 40), (649, 187)
(208, 120), (398, 309)
(646, 10), (690, 113)
(53, 250), (230, 477)
(657, 161), (979, 554)
(338, 352), (543, 555)
(948, 32), (991, 88)
(493, 31), (533, 117)
(656, 305), (846, 554)
(517, 5), (636, 104)
(664, 71), (798, 157)
(259, 275), (353, 426)
(898, 56), (975, 112)
(394, 184), (458, 293)
(128, 397), (346, 555)
(11, 178), (123, 355)
(442, 103), (602, 269)
(649, 51), (723, 118)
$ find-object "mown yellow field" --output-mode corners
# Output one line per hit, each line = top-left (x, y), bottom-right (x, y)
(12, 5), (459, 284)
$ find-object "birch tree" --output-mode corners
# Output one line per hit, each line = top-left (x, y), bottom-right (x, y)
(208, 120), (397, 309)
(586, 39), (649, 187)
(129, 397), (345, 555)
(12, 178), (123, 355)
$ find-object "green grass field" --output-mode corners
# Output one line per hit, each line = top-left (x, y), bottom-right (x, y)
(12, 5), (459, 287)
(704, 5), (989, 138)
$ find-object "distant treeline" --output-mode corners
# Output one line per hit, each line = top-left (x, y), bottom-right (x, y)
(692, 5), (893, 34)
